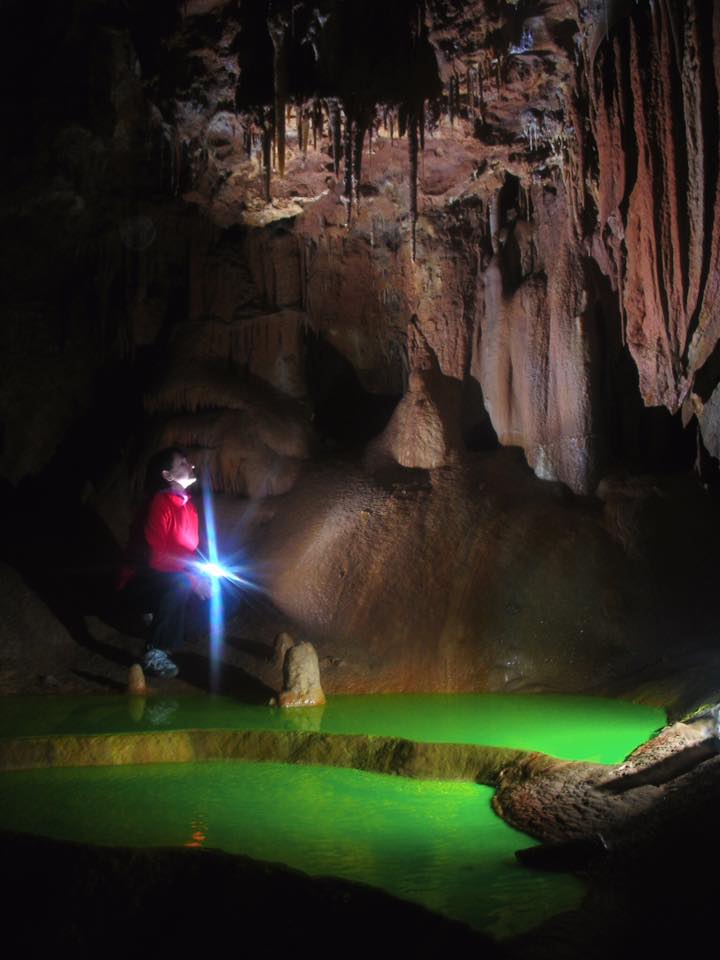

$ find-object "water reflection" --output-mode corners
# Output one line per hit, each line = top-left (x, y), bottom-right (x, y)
(185, 812), (209, 849)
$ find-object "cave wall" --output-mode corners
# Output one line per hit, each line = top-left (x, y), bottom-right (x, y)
(3, 0), (720, 698)
(4, 0), (718, 495)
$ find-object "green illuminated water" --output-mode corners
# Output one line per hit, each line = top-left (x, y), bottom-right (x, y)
(0, 693), (665, 937)
(0, 693), (664, 763)
(0, 760), (582, 939)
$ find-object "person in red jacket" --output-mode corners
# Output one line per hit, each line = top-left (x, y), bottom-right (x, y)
(121, 447), (211, 678)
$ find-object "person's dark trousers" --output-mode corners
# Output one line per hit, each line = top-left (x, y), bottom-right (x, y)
(123, 570), (242, 650)
(124, 570), (197, 652)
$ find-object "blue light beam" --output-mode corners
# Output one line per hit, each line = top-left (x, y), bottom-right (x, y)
(201, 480), (223, 692)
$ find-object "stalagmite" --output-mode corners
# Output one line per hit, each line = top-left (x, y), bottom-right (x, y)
(278, 640), (326, 708)
(128, 664), (147, 696)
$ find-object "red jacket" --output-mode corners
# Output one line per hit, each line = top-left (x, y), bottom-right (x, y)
(145, 490), (200, 573)
(117, 490), (200, 589)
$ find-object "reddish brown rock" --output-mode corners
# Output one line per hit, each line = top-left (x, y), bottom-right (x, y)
(473, 187), (602, 493)
(592, 2), (720, 412)
(255, 451), (664, 695)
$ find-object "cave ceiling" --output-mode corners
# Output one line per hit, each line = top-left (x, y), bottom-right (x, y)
(3, 0), (720, 497)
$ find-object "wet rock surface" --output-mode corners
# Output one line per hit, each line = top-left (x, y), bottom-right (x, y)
(1, 830), (494, 954)
(499, 721), (720, 958)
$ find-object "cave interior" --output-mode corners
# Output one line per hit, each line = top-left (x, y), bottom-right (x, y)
(3, 0), (720, 954)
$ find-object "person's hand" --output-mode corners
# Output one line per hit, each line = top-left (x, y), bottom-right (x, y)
(188, 573), (213, 600)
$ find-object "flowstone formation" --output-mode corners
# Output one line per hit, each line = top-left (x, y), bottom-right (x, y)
(2, 0), (720, 703)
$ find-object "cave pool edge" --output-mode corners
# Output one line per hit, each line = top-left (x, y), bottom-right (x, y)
(0, 692), (666, 940)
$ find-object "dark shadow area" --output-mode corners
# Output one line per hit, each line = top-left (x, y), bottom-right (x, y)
(1, 831), (489, 954)
(462, 377), (500, 451)
(588, 257), (696, 475)
(172, 650), (274, 703)
(233, 0), (441, 109)
(371, 463), (432, 495)
(224, 636), (275, 662)
(71, 669), (127, 693)
(305, 330), (400, 449)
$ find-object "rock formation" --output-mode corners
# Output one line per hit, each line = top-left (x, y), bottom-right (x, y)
(1, 0), (720, 702)
(278, 639), (326, 707)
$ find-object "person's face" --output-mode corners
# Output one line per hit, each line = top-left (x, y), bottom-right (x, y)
(163, 453), (196, 489)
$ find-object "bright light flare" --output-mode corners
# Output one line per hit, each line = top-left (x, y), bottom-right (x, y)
(194, 560), (254, 588)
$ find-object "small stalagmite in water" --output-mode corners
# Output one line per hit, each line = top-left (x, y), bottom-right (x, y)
(278, 639), (326, 708)
(128, 663), (147, 696)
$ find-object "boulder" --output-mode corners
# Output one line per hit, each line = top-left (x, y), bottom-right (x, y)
(0, 562), (78, 693)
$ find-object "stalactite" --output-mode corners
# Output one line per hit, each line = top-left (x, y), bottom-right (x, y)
(312, 99), (322, 150)
(353, 119), (362, 209)
(302, 108), (310, 159)
(409, 108), (419, 262)
(261, 110), (272, 202)
(419, 99), (425, 151)
(343, 106), (354, 225)
(489, 190), (500, 254)
(267, 11), (288, 177)
(297, 102), (304, 154)
(478, 58), (486, 123)
(352, 111), (370, 210)
(326, 98), (342, 177)
(521, 183), (532, 222)
(399, 108), (408, 139)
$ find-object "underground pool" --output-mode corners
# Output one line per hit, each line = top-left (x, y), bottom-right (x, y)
(0, 693), (665, 939)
